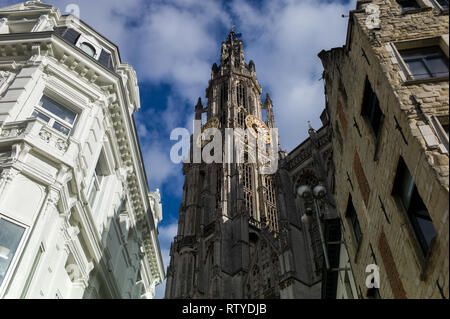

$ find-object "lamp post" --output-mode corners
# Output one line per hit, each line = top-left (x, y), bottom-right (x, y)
(297, 184), (330, 271)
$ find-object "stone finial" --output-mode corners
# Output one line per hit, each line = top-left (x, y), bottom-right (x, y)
(211, 63), (219, 77)
(195, 97), (203, 111)
(264, 93), (272, 106)
(248, 60), (255, 72)
(308, 121), (316, 135)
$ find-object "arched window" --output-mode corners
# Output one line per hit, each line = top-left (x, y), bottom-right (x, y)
(236, 83), (246, 109)
(80, 42), (96, 57)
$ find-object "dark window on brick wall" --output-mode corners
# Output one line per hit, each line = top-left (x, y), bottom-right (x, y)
(439, 119), (449, 137)
(399, 46), (449, 80)
(346, 196), (363, 247)
(361, 78), (383, 137)
(397, 0), (421, 11)
(392, 157), (438, 255)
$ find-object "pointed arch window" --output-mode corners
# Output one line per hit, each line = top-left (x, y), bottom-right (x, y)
(263, 176), (278, 233)
(237, 83), (246, 109)
(243, 164), (254, 218)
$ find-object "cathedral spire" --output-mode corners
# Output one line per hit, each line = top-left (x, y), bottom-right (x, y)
(220, 26), (245, 70)
(195, 97), (203, 120)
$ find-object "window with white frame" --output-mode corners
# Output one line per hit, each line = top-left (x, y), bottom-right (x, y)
(0, 215), (26, 288)
(32, 95), (77, 136)
(430, 115), (449, 153)
(397, 46), (449, 80)
(20, 243), (44, 298)
(392, 35), (450, 82)
(433, 0), (449, 11)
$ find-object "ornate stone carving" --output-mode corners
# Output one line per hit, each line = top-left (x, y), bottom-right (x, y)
(55, 138), (69, 151)
(39, 129), (51, 143)
(0, 167), (19, 182)
(67, 226), (80, 240)
(0, 127), (25, 138)
(47, 189), (60, 205)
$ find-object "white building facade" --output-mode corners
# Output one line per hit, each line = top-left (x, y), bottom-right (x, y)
(0, 1), (165, 299)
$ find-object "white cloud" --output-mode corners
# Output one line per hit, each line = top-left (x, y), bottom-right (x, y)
(158, 221), (179, 246)
(231, 0), (355, 149)
(130, 0), (230, 102)
(141, 139), (184, 197)
(14, 0), (356, 151)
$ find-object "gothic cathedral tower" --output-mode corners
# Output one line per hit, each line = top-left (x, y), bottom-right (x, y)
(165, 30), (323, 299)
(165, 29), (282, 299)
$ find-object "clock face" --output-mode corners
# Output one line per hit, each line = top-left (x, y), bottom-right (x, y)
(245, 115), (271, 144)
(196, 117), (220, 147)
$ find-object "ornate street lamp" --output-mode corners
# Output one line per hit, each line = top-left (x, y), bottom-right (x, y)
(297, 184), (330, 270)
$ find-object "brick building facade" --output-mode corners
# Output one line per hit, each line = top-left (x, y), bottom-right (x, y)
(319, 0), (448, 298)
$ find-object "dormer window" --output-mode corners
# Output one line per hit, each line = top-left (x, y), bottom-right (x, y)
(80, 42), (96, 57)
(75, 34), (102, 59)
(55, 27), (114, 70)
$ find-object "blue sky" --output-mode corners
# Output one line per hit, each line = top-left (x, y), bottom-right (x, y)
(0, 0), (356, 298)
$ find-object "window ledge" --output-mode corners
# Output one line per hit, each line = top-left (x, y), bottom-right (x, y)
(402, 76), (449, 85)
(401, 7), (433, 15)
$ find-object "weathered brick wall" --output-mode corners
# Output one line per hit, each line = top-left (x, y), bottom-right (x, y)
(379, 230), (407, 299)
(319, 0), (449, 299)
(337, 100), (348, 137)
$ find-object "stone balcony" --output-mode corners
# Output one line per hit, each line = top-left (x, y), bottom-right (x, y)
(0, 116), (80, 166)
